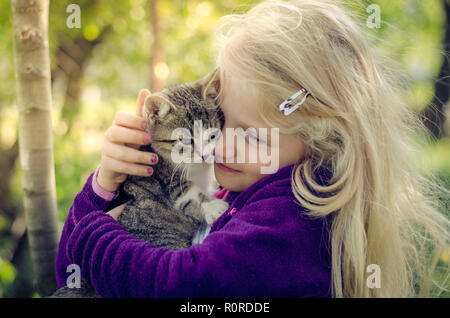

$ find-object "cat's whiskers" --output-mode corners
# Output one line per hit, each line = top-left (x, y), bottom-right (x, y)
(179, 165), (185, 194)
(169, 162), (184, 195)
(180, 164), (190, 194)
(168, 163), (179, 194)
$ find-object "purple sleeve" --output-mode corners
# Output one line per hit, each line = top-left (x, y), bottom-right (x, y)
(91, 166), (120, 201)
(55, 169), (119, 288)
(64, 196), (331, 297)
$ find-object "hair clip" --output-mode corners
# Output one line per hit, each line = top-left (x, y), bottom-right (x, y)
(279, 88), (310, 116)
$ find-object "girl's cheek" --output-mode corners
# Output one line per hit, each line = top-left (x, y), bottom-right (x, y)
(243, 162), (265, 178)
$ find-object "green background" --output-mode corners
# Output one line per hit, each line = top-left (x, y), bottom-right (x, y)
(0, 0), (448, 297)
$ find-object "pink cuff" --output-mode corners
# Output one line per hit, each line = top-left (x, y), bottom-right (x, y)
(92, 166), (120, 201)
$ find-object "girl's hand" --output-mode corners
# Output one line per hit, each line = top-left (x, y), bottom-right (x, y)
(97, 89), (159, 192)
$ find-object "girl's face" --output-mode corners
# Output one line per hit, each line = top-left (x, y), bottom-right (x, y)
(214, 73), (306, 192)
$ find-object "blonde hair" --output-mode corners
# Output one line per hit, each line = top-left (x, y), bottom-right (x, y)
(213, 0), (449, 297)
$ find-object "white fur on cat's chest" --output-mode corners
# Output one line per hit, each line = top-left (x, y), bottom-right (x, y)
(186, 162), (223, 245)
(186, 162), (219, 196)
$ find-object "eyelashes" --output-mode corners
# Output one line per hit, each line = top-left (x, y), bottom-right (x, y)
(178, 136), (194, 146)
(247, 133), (261, 143)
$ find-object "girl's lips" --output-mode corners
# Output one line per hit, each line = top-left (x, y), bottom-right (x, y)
(215, 162), (241, 174)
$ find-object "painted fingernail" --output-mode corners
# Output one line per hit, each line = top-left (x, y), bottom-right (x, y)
(141, 121), (148, 130)
(144, 134), (151, 144)
(147, 168), (153, 175)
(151, 155), (158, 163)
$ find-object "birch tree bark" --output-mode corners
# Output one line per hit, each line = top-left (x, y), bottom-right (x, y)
(11, 0), (59, 296)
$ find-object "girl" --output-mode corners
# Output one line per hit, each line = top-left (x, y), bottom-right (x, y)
(56, 0), (449, 297)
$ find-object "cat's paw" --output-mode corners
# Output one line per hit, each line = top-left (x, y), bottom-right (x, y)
(201, 199), (229, 224)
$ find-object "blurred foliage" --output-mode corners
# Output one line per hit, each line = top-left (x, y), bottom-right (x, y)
(0, 0), (449, 297)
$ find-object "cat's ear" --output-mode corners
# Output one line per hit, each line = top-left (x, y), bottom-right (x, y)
(143, 95), (171, 123)
(194, 68), (220, 98)
(137, 89), (151, 117)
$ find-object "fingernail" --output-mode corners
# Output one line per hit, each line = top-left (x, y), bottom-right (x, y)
(147, 168), (153, 175)
(151, 154), (158, 163)
(141, 121), (148, 130)
(144, 134), (151, 144)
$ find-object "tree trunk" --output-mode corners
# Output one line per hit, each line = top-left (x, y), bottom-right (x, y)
(51, 26), (111, 136)
(0, 139), (20, 220)
(420, 0), (450, 139)
(150, 0), (164, 92)
(11, 0), (59, 296)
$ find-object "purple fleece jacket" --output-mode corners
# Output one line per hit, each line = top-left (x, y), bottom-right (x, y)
(55, 163), (332, 297)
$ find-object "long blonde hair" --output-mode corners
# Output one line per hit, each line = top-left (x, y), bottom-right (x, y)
(213, 0), (449, 297)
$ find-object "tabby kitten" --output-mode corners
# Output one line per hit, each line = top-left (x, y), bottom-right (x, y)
(118, 68), (229, 249)
(49, 69), (229, 298)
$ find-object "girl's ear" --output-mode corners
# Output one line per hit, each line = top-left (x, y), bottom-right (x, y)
(143, 95), (171, 124)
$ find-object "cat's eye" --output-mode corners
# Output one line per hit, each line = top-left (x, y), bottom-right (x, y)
(178, 135), (193, 145)
(207, 129), (221, 142)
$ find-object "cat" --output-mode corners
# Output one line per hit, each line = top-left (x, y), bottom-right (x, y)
(48, 69), (229, 298)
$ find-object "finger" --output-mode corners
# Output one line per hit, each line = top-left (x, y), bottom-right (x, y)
(102, 155), (154, 177)
(114, 111), (148, 131)
(105, 125), (151, 146)
(103, 141), (159, 165)
(137, 89), (151, 117)
(124, 142), (141, 150)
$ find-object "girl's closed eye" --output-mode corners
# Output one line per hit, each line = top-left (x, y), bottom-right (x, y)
(246, 130), (265, 144)
(233, 128), (264, 144)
